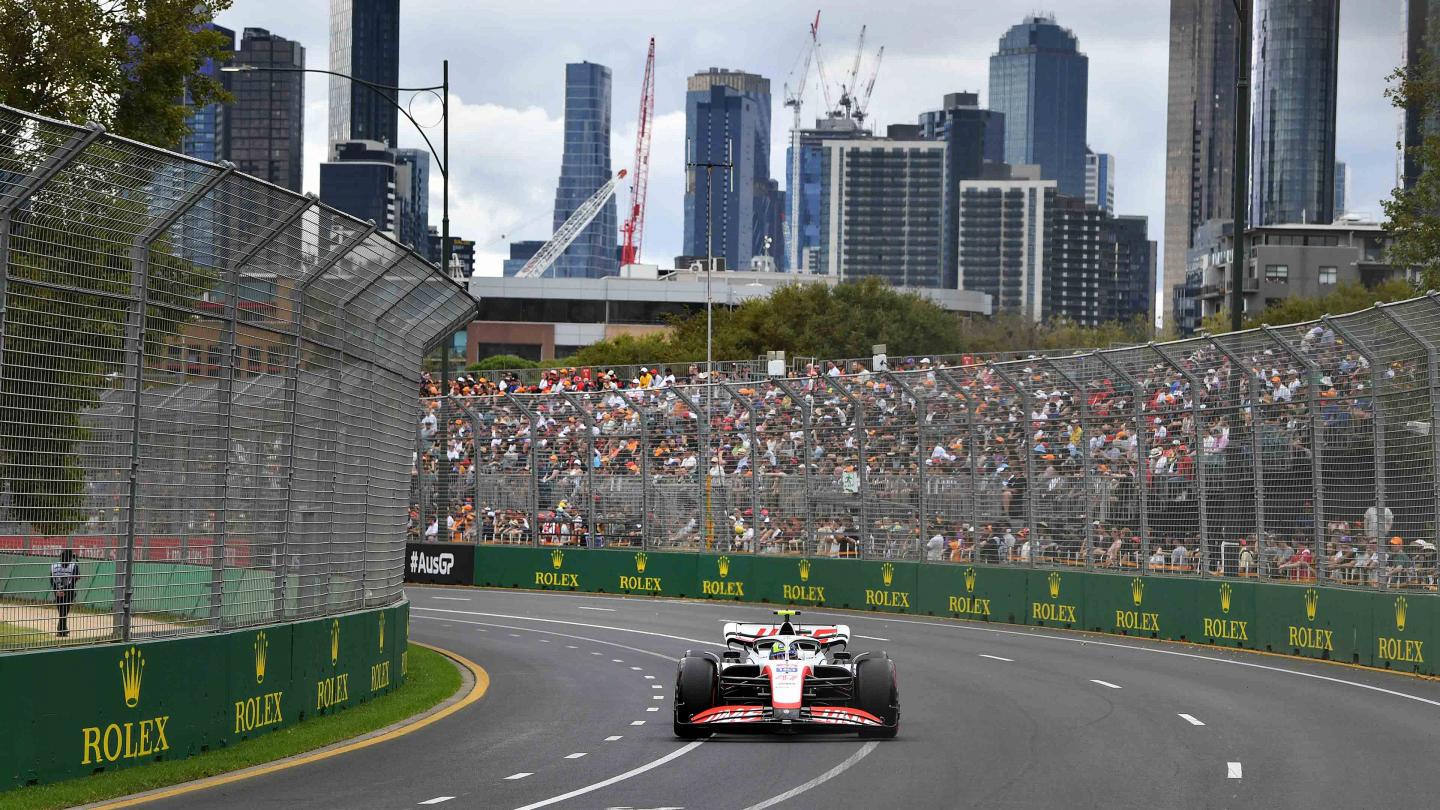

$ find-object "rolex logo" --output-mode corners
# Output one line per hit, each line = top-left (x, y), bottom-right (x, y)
(635, 552), (648, 574)
(963, 567), (976, 594)
(330, 619), (340, 666)
(551, 548), (565, 569)
(881, 563), (895, 587)
(1131, 577), (1145, 607)
(1048, 571), (1062, 599)
(378, 613), (385, 652)
(254, 631), (268, 684)
(1304, 588), (1319, 622)
(798, 559), (811, 582)
(1220, 583), (1232, 614)
(119, 647), (145, 708)
(1396, 596), (1408, 633)
(717, 556), (730, 578)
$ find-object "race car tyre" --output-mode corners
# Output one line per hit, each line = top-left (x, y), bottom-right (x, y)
(674, 655), (717, 739)
(854, 655), (899, 739)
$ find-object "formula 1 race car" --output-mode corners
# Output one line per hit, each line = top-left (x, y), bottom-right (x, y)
(673, 611), (898, 739)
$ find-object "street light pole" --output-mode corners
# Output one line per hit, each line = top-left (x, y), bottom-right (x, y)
(1230, 0), (1251, 333)
(686, 154), (733, 383)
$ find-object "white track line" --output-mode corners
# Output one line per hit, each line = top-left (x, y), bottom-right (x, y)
(604, 735), (623, 741)
(1179, 713), (1206, 726)
(979, 654), (1013, 662)
(413, 616), (677, 661)
(429, 596), (470, 601)
(1227, 762), (1243, 779)
(646, 707), (659, 712)
(855, 634), (890, 641)
(564, 752), (587, 759)
(412, 606), (721, 648)
(577, 606), (616, 611)
(1090, 679), (1122, 689)
(630, 720), (646, 725)
(738, 742), (879, 810)
(418, 798), (455, 805)
(504, 773), (532, 780)
(509, 740), (704, 810)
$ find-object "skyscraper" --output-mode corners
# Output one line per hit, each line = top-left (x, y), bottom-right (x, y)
(181, 24), (236, 162)
(227, 28), (305, 192)
(551, 62), (617, 279)
(1334, 159), (1349, 218)
(1162, 0), (1239, 327)
(1249, 0), (1340, 226)
(1084, 148), (1115, 213)
(320, 140), (397, 235)
(786, 116), (870, 274)
(684, 68), (781, 271)
(918, 92), (1006, 288)
(987, 15), (1088, 198)
(1402, 0), (1439, 188)
(328, 0), (400, 149)
(396, 148), (430, 250)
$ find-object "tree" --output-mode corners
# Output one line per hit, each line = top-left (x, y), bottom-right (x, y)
(1385, 47), (1440, 289)
(467, 354), (539, 372)
(1199, 279), (1417, 336)
(0, 0), (234, 148)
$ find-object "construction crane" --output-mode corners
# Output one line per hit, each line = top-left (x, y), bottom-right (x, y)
(783, 11), (822, 273)
(854, 45), (884, 126)
(620, 38), (655, 266)
(834, 25), (866, 120)
(515, 169), (627, 279)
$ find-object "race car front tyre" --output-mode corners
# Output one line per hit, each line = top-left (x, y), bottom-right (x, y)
(853, 655), (899, 739)
(674, 655), (717, 739)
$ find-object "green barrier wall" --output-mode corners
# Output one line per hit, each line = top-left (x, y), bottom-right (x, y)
(0, 602), (408, 790)
(473, 546), (1439, 676)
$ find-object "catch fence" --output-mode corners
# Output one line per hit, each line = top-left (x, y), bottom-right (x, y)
(416, 296), (1440, 594)
(0, 104), (476, 651)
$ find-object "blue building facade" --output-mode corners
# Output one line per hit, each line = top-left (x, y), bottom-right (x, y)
(328, 0), (400, 149)
(395, 147), (430, 251)
(987, 15), (1089, 199)
(918, 92), (1006, 289)
(551, 62), (617, 279)
(684, 68), (782, 271)
(785, 117), (869, 274)
(320, 140), (396, 235)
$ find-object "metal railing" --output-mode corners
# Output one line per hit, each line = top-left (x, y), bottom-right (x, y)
(0, 104), (476, 651)
(415, 295), (1440, 593)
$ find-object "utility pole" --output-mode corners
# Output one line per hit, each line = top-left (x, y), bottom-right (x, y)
(1230, 0), (1251, 333)
(686, 142), (733, 384)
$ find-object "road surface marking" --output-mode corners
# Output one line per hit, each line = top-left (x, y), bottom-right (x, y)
(419, 798), (455, 805)
(509, 633), (521, 637)
(631, 720), (646, 725)
(505, 773), (533, 781)
(592, 651), (603, 655)
(979, 654), (1013, 662)
(1228, 762), (1243, 779)
(605, 735), (623, 741)
(612, 659), (625, 663)
(644, 675), (655, 679)
(566, 645), (577, 648)
(646, 707), (660, 712)
(653, 695), (664, 699)
(430, 596), (470, 601)
(565, 752), (588, 759)
(738, 742), (879, 810)
(1091, 679), (1122, 689)
(631, 666), (643, 670)
(1179, 714), (1205, 726)
(651, 684), (663, 689)
(539, 639), (550, 643)
(855, 635), (890, 641)
(411, 606), (721, 648)
(414, 616), (678, 661)
(510, 740), (704, 810)
(578, 606), (617, 611)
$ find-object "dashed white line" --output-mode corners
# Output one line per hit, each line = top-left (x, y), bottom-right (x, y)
(612, 659), (625, 663)
(979, 654), (1013, 662)
(738, 742), (879, 810)
(566, 645), (577, 649)
(1179, 713), (1206, 726)
(630, 666), (643, 670)
(1227, 762), (1243, 779)
(651, 684), (663, 689)
(418, 798), (455, 805)
(509, 740), (704, 810)
(577, 606), (616, 611)
(591, 651), (603, 656)
(646, 707), (660, 712)
(505, 773), (533, 780)
(604, 735), (623, 741)
(564, 752), (588, 759)
(430, 596), (470, 601)
(855, 634), (890, 641)
(643, 675), (655, 679)
(630, 720), (646, 726)
(509, 633), (521, 637)
(539, 639), (550, 643)
(1090, 679), (1123, 689)
(652, 695), (664, 699)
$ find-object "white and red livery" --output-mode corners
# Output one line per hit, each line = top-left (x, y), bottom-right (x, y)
(673, 611), (899, 738)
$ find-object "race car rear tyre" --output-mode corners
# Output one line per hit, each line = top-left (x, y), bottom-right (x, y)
(854, 655), (899, 739)
(674, 655), (716, 739)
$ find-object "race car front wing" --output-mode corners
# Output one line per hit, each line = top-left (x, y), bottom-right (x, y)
(682, 704), (888, 733)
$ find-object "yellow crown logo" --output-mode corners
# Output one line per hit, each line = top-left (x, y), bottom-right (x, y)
(1396, 596), (1408, 633)
(963, 567), (977, 593)
(1131, 577), (1145, 607)
(254, 631), (268, 684)
(635, 552), (648, 574)
(1220, 583), (1232, 614)
(1048, 571), (1062, 599)
(330, 619), (340, 666)
(551, 548), (565, 569)
(1303, 588), (1319, 622)
(717, 556), (730, 578)
(119, 647), (144, 708)
(378, 613), (385, 652)
(881, 563), (895, 587)
(798, 559), (811, 582)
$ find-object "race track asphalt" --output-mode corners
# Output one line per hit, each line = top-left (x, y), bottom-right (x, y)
(146, 585), (1440, 810)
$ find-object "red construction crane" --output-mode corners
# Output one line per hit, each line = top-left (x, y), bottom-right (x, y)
(621, 37), (656, 266)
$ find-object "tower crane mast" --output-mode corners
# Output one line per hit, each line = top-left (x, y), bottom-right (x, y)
(621, 38), (656, 266)
(516, 170), (627, 279)
(783, 10), (821, 273)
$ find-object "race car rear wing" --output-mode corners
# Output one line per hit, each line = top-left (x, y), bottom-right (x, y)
(722, 611), (850, 649)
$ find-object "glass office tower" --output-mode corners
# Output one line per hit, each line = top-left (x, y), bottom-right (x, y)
(987, 15), (1089, 199)
(328, 0), (400, 149)
(551, 62), (617, 279)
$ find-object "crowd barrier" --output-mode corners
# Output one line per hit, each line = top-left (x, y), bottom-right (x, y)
(445, 545), (1436, 676)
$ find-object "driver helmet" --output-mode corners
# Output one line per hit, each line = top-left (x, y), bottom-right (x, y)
(764, 640), (786, 659)
(787, 643), (803, 660)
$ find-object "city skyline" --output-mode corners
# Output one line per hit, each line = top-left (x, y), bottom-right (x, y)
(216, 0), (1401, 305)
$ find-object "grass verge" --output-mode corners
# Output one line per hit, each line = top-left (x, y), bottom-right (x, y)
(0, 644), (463, 810)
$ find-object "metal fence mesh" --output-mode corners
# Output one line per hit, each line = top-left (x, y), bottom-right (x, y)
(420, 296), (1440, 595)
(0, 105), (474, 650)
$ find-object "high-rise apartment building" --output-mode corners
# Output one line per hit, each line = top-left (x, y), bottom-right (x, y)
(429, 226), (478, 278)
(684, 68), (782, 272)
(959, 171), (1057, 321)
(987, 15), (1088, 199)
(395, 148), (430, 250)
(1084, 148), (1115, 213)
(1250, 0), (1340, 226)
(786, 116), (870, 274)
(328, 0), (400, 149)
(1334, 160), (1349, 218)
(551, 62), (617, 279)
(226, 28), (306, 192)
(918, 92), (1006, 289)
(320, 140), (397, 235)
(1162, 0), (1239, 327)
(181, 24), (236, 163)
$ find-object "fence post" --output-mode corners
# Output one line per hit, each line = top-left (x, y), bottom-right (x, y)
(1376, 303), (1440, 552)
(1042, 356), (1093, 568)
(636, 396), (650, 549)
(1322, 315), (1387, 585)
(500, 390), (540, 546)
(1206, 336), (1265, 566)
(936, 369), (978, 553)
(557, 391), (596, 546)
(823, 377), (868, 557)
(1151, 341), (1208, 576)
(884, 371), (925, 551)
(987, 362), (1036, 566)
(721, 383), (761, 552)
(122, 164), (233, 639)
(1093, 352), (1149, 572)
(773, 378), (814, 553)
(1261, 325), (1326, 584)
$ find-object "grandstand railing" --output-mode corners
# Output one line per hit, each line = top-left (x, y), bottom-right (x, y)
(415, 295), (1440, 594)
(0, 104), (476, 651)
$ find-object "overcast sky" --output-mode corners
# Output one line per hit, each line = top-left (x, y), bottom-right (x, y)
(217, 0), (1405, 282)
